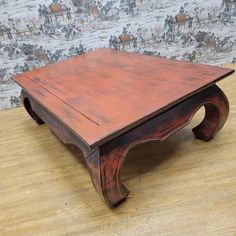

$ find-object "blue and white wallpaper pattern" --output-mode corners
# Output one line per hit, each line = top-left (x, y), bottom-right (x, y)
(0, 0), (235, 110)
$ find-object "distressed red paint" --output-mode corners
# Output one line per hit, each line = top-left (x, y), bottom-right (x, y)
(12, 48), (234, 207)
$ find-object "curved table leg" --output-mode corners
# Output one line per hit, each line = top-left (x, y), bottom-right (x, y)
(86, 85), (229, 207)
(21, 90), (44, 125)
(86, 147), (129, 207)
(192, 86), (229, 141)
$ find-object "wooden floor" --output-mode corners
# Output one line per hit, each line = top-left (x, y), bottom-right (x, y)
(0, 64), (236, 236)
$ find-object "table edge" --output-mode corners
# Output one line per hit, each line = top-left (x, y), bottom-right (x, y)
(11, 66), (234, 149)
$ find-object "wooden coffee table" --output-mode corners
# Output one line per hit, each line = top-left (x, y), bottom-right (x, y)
(12, 48), (234, 207)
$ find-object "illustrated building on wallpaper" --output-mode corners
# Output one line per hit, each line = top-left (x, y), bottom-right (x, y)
(166, 8), (192, 32)
(0, 24), (12, 41)
(44, 3), (71, 23)
(14, 20), (39, 38)
(115, 34), (135, 49)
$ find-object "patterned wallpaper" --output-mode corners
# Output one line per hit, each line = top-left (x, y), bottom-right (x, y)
(0, 0), (235, 110)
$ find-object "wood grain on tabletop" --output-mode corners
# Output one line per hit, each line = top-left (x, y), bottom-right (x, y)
(0, 64), (235, 235)
(12, 48), (234, 147)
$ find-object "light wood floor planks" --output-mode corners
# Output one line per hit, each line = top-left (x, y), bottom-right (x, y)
(0, 64), (236, 236)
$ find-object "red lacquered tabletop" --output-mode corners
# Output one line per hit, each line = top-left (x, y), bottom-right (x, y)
(12, 48), (234, 147)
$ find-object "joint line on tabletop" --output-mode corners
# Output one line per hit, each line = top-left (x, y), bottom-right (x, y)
(29, 77), (100, 126)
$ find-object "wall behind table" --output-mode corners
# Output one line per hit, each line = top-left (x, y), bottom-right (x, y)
(0, 0), (235, 110)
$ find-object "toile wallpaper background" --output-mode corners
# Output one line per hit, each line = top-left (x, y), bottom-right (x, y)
(0, 0), (235, 110)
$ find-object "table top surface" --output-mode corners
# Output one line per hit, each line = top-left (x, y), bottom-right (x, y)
(12, 48), (234, 147)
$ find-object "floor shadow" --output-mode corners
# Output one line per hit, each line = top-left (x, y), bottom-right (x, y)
(33, 105), (205, 184)
(65, 143), (87, 167)
(121, 128), (194, 183)
(46, 124), (201, 209)
(58, 127), (195, 186)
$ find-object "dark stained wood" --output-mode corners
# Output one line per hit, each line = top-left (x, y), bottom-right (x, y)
(12, 48), (234, 147)
(21, 91), (44, 125)
(21, 84), (229, 207)
(20, 90), (94, 158)
(12, 49), (234, 207)
(16, 77), (102, 146)
(86, 85), (229, 207)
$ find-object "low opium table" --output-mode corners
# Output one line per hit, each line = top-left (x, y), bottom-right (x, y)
(12, 48), (234, 207)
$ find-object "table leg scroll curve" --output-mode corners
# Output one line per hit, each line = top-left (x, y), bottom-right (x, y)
(85, 85), (229, 207)
(21, 90), (44, 125)
(192, 85), (229, 141)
